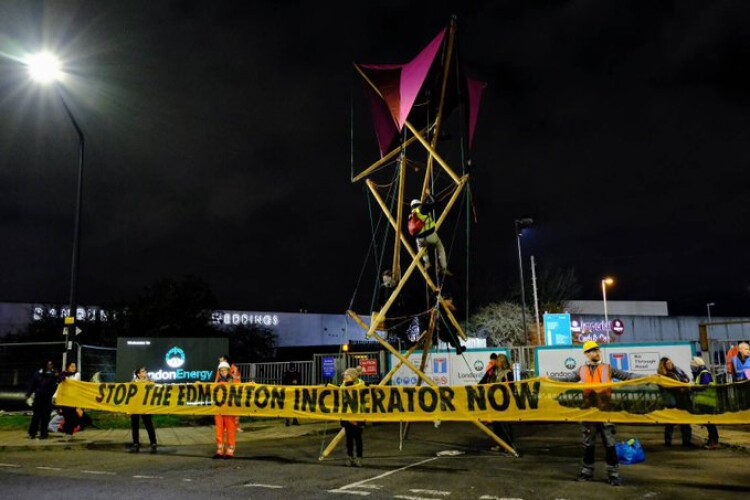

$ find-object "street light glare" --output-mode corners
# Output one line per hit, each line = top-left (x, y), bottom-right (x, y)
(603, 277), (614, 286)
(26, 52), (62, 83)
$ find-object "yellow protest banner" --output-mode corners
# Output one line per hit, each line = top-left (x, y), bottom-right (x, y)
(56, 377), (750, 425)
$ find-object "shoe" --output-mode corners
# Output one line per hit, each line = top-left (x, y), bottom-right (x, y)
(608, 477), (622, 487)
(354, 458), (363, 467)
(703, 442), (721, 450)
(62, 434), (73, 442)
(345, 456), (353, 467)
(223, 454), (234, 460)
(236, 427), (243, 433)
(292, 419), (300, 426)
(28, 435), (37, 440)
(212, 453), (224, 459)
(575, 473), (593, 482)
(439, 268), (453, 277)
(39, 436), (48, 440)
(150, 444), (157, 454)
(129, 444), (140, 453)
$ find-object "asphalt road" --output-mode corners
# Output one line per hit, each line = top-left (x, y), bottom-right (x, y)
(0, 422), (748, 499)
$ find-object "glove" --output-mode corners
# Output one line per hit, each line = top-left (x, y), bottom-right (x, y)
(26, 396), (34, 407)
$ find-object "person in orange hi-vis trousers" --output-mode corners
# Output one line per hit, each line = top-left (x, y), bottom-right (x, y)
(216, 355), (242, 431)
(213, 361), (239, 459)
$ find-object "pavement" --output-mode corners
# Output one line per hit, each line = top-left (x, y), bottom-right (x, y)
(1, 416), (749, 454)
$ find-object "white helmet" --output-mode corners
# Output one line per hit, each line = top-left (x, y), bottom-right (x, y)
(410, 199), (421, 208)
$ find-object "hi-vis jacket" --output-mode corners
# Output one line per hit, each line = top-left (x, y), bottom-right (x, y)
(411, 196), (436, 237)
(552, 362), (641, 410)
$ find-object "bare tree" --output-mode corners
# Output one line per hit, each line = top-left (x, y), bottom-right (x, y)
(468, 302), (530, 346)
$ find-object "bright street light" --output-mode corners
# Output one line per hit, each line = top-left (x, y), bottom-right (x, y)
(601, 277), (614, 338)
(25, 51), (85, 368)
(514, 218), (534, 342)
(26, 52), (63, 83)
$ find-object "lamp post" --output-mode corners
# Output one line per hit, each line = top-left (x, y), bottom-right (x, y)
(26, 52), (85, 368)
(514, 218), (533, 342)
(601, 277), (614, 339)
(706, 302), (715, 324)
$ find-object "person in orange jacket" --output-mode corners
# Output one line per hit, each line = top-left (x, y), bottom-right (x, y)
(213, 361), (239, 459)
(215, 355), (242, 431)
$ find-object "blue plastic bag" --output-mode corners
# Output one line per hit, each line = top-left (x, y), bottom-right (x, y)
(616, 438), (646, 465)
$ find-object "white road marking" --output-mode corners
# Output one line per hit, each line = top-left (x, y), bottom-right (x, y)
(335, 457), (440, 493)
(0, 464), (21, 468)
(410, 489), (451, 496)
(394, 496), (442, 500)
(356, 484), (382, 489)
(36, 466), (62, 471)
(328, 490), (371, 496)
(133, 475), (163, 479)
(479, 497), (524, 500)
(243, 483), (284, 489)
(81, 470), (116, 475)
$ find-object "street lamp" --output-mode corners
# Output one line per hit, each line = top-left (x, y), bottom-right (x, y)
(26, 52), (85, 367)
(514, 218), (533, 342)
(706, 302), (715, 324)
(601, 277), (614, 338)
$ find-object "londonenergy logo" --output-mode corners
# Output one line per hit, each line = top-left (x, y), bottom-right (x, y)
(146, 346), (214, 382)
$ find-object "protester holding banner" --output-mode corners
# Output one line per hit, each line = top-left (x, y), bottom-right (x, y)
(658, 356), (694, 447)
(690, 357), (720, 449)
(732, 342), (750, 381)
(550, 341), (643, 487)
(213, 361), (239, 459)
(488, 354), (515, 451)
(130, 366), (158, 453)
(216, 355), (242, 431)
(25, 360), (58, 440)
(282, 363), (300, 426)
(58, 361), (81, 442)
(341, 367), (365, 467)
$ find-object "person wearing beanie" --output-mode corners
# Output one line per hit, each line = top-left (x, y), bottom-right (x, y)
(549, 341), (643, 487)
(690, 356), (720, 449)
(340, 366), (365, 467)
(657, 356), (694, 447)
(213, 361), (239, 459)
(215, 355), (242, 432)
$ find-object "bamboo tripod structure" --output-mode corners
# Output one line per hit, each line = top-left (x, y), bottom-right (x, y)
(320, 19), (516, 459)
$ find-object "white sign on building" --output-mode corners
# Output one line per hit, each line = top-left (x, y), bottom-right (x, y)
(535, 342), (696, 380)
(388, 348), (510, 386)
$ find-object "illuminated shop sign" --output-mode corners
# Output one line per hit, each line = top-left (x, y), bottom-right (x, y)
(33, 305), (109, 322)
(210, 311), (280, 327)
(32, 305), (280, 328)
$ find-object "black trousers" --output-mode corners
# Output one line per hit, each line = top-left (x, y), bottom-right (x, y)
(61, 406), (79, 436)
(343, 422), (363, 458)
(131, 414), (157, 445)
(28, 397), (53, 438)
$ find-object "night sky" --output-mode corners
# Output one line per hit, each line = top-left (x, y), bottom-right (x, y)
(1, 1), (749, 317)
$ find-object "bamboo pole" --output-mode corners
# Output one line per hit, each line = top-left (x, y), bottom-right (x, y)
(423, 18), (457, 194)
(405, 121), (461, 185)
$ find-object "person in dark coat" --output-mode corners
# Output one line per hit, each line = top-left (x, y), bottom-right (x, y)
(282, 363), (300, 426)
(25, 360), (58, 439)
(658, 356), (694, 447)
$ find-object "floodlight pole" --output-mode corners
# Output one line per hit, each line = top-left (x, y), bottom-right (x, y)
(56, 85), (85, 369)
(514, 218), (533, 343)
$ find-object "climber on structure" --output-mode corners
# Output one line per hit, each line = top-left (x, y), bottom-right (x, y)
(408, 190), (451, 277)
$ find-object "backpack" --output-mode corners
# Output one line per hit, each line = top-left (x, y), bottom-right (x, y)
(407, 212), (425, 236)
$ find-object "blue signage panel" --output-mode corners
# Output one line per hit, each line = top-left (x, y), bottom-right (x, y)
(544, 313), (573, 346)
(322, 357), (336, 379)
